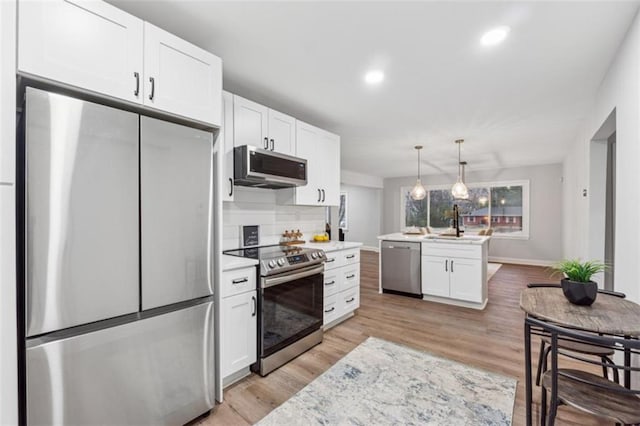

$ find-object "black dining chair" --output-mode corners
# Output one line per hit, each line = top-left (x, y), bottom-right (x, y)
(526, 316), (640, 425)
(527, 283), (626, 386)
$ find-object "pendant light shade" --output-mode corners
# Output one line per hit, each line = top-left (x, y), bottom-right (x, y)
(451, 140), (469, 200)
(410, 145), (426, 200)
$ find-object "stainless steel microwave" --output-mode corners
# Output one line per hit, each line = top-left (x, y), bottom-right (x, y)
(234, 145), (307, 189)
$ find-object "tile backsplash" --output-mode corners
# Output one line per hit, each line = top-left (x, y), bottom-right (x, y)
(222, 187), (326, 250)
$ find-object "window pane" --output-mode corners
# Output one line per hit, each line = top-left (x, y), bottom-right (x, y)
(338, 193), (347, 229)
(429, 189), (454, 229)
(457, 187), (490, 231)
(404, 190), (428, 227)
(490, 185), (523, 233)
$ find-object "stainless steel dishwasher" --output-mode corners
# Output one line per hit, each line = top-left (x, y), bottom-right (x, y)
(381, 240), (422, 297)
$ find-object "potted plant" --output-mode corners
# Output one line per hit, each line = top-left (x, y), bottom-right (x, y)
(552, 259), (606, 306)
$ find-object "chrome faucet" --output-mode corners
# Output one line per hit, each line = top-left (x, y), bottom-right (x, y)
(453, 204), (460, 238)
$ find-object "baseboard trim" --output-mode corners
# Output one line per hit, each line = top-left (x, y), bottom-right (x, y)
(361, 245), (379, 253)
(489, 256), (555, 267)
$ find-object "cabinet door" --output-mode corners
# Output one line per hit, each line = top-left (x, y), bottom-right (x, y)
(294, 120), (322, 205)
(319, 130), (341, 206)
(323, 270), (339, 297)
(221, 91), (234, 202)
(19, 0), (143, 104)
(267, 109), (295, 156)
(233, 95), (269, 149)
(340, 287), (360, 313)
(221, 291), (257, 378)
(421, 256), (450, 297)
(449, 258), (483, 303)
(143, 22), (222, 126)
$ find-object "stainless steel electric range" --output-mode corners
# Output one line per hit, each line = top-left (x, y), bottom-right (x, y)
(224, 245), (326, 376)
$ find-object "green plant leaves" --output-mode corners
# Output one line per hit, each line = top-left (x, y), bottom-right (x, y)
(551, 259), (606, 283)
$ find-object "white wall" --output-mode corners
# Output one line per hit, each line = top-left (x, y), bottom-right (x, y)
(339, 184), (382, 249)
(383, 163), (564, 265)
(0, 1), (17, 424)
(563, 9), (640, 303)
(341, 169), (384, 189)
(222, 187), (326, 250)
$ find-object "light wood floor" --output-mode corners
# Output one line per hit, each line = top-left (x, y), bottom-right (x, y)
(200, 251), (601, 426)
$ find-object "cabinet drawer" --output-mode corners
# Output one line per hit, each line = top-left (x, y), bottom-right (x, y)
(421, 242), (481, 259)
(323, 252), (342, 270)
(323, 248), (360, 270)
(340, 266), (359, 292)
(323, 271), (339, 297)
(340, 287), (360, 313)
(342, 249), (360, 266)
(221, 267), (257, 298)
(323, 293), (341, 325)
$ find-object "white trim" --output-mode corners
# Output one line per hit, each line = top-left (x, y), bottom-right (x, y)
(421, 294), (488, 310)
(488, 256), (555, 267)
(360, 245), (379, 252)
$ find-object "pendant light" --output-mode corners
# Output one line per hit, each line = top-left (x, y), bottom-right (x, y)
(410, 145), (426, 200)
(451, 139), (469, 200)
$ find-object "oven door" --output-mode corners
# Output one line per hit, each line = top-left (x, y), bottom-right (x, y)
(259, 264), (323, 358)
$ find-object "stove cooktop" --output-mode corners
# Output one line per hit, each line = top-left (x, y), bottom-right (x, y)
(224, 244), (326, 276)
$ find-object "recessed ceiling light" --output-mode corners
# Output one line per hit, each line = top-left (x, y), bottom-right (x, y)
(364, 70), (384, 85)
(480, 26), (510, 47)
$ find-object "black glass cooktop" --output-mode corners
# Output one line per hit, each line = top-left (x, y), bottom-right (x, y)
(224, 244), (308, 261)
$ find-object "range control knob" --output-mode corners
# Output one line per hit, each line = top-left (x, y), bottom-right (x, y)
(316, 251), (325, 258)
(311, 252), (318, 259)
(268, 260), (277, 269)
(277, 258), (286, 267)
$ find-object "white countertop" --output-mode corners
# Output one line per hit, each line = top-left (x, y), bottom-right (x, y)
(221, 254), (259, 272)
(302, 241), (363, 253)
(378, 233), (490, 245)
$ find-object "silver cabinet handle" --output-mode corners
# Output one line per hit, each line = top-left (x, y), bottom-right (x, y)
(148, 77), (155, 100)
(263, 137), (269, 149)
(229, 178), (233, 197)
(346, 274), (355, 279)
(251, 296), (257, 317)
(445, 259), (448, 272)
(324, 307), (335, 313)
(325, 280), (336, 286)
(451, 260), (454, 273)
(232, 277), (248, 284)
(346, 297), (355, 303)
(346, 254), (355, 259)
(317, 189), (322, 202)
(321, 189), (325, 202)
(270, 139), (274, 151)
(134, 72), (140, 96)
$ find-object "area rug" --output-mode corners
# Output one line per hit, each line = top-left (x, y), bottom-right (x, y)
(256, 337), (516, 425)
(487, 262), (503, 282)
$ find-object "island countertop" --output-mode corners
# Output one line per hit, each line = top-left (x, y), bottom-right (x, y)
(303, 241), (363, 253)
(378, 232), (490, 245)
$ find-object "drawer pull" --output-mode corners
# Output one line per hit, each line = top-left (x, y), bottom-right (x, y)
(346, 274), (355, 279)
(346, 254), (356, 259)
(251, 296), (257, 316)
(346, 297), (355, 303)
(325, 280), (336, 286)
(325, 258), (335, 263)
(232, 277), (249, 284)
(324, 307), (335, 313)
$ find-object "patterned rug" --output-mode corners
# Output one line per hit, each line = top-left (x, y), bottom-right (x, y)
(257, 337), (516, 425)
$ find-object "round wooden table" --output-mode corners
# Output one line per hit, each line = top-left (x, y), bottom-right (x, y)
(519, 287), (640, 426)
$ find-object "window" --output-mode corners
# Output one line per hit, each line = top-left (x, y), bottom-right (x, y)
(338, 192), (348, 230)
(401, 180), (529, 238)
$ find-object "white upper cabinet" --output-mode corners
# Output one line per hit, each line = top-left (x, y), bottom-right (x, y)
(289, 121), (340, 206)
(18, 1), (222, 126)
(267, 109), (295, 156)
(233, 95), (269, 149)
(18, 0), (144, 104)
(232, 94), (295, 156)
(221, 91), (234, 202)
(143, 23), (221, 126)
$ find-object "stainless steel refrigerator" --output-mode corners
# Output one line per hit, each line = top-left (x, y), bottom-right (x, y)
(22, 87), (215, 425)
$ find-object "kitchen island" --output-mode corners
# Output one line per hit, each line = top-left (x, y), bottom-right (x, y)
(378, 233), (490, 310)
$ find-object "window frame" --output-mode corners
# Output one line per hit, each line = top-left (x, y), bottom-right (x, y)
(400, 179), (530, 240)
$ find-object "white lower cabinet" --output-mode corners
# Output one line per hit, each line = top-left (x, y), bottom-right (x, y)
(323, 248), (360, 328)
(220, 266), (257, 382)
(421, 254), (483, 303)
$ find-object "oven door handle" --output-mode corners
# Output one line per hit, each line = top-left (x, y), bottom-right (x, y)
(262, 264), (324, 288)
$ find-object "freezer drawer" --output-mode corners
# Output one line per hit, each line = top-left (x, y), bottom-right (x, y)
(141, 116), (214, 310)
(25, 87), (139, 336)
(26, 301), (215, 425)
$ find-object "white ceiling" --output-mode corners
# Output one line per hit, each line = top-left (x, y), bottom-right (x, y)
(110, 0), (639, 179)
